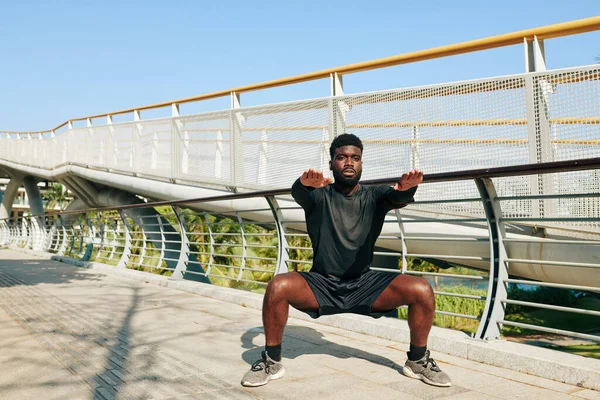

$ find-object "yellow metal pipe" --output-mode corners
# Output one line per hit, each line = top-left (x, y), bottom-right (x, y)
(5, 116), (599, 136)
(3, 17), (597, 134)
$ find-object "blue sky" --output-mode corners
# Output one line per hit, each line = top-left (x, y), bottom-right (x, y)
(1, 1), (598, 131)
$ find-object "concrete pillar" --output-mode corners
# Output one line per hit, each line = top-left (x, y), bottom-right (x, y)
(23, 176), (47, 250)
(1, 178), (23, 219)
(23, 176), (44, 215)
(62, 176), (100, 208)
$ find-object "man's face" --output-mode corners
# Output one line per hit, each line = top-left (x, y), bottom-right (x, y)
(330, 145), (363, 186)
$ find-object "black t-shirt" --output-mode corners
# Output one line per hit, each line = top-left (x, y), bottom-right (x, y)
(291, 179), (417, 279)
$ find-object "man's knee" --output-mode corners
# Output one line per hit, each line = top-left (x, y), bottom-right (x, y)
(266, 273), (293, 300)
(412, 278), (435, 305)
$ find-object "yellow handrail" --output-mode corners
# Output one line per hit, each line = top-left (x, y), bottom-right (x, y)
(4, 16), (600, 134)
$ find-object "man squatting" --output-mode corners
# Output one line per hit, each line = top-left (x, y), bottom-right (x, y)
(242, 133), (451, 388)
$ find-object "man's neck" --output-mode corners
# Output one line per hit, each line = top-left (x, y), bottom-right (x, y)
(334, 182), (360, 196)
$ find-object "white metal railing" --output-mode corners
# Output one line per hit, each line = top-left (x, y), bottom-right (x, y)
(1, 65), (599, 224)
(1, 159), (599, 343)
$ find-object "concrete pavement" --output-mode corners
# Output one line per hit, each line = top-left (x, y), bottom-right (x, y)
(0, 248), (599, 400)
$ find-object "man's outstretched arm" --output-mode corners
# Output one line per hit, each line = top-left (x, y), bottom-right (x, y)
(384, 169), (424, 208)
(291, 169), (333, 209)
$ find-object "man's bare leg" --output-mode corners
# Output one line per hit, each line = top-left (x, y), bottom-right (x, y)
(241, 272), (319, 387)
(371, 274), (451, 387)
(262, 272), (319, 346)
(263, 271), (319, 346)
(371, 275), (435, 346)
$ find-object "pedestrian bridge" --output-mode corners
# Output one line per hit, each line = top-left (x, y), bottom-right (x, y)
(0, 17), (600, 397)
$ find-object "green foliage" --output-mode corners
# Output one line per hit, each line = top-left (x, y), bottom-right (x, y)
(176, 212), (279, 292)
(545, 344), (600, 359)
(398, 286), (487, 334)
(505, 285), (578, 314)
(43, 183), (69, 211)
(503, 295), (600, 337)
(407, 257), (439, 273)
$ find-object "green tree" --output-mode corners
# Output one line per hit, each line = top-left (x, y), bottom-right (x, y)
(43, 183), (68, 211)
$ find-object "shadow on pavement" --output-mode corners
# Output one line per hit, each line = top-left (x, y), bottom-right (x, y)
(240, 325), (405, 374)
(0, 255), (104, 287)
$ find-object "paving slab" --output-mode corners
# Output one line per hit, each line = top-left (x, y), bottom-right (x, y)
(0, 248), (598, 399)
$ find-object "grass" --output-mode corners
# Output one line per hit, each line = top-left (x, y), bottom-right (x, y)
(545, 344), (600, 358)
(396, 285), (600, 360)
(501, 296), (600, 359)
(502, 296), (600, 336)
(398, 285), (487, 334)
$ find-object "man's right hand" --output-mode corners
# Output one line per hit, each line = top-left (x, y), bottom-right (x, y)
(300, 169), (333, 188)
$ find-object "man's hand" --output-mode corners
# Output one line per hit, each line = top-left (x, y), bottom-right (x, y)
(394, 169), (423, 191)
(300, 169), (333, 189)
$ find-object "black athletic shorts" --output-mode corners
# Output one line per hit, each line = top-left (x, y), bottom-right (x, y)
(296, 270), (398, 319)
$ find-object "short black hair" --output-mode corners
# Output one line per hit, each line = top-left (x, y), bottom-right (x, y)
(329, 133), (363, 160)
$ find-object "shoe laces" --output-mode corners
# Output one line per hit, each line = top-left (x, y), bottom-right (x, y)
(418, 351), (441, 372)
(251, 354), (275, 373)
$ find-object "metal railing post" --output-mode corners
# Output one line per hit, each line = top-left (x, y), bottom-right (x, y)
(230, 92), (244, 189)
(258, 130), (268, 185)
(23, 217), (32, 249)
(329, 72), (346, 139)
(394, 209), (409, 273)
(41, 215), (54, 252)
(133, 110), (142, 172)
(81, 215), (95, 261)
(116, 211), (132, 268)
(95, 215), (107, 260)
(107, 115), (116, 170)
(266, 196), (290, 276)
(66, 220), (77, 257)
(138, 222), (148, 269)
(156, 214), (166, 271)
(215, 130), (223, 180)
(171, 104), (182, 180)
(8, 219), (16, 245)
(204, 213), (215, 277)
(0, 220), (8, 245)
(57, 216), (69, 256)
(105, 220), (116, 261)
(475, 177), (509, 341)
(236, 212), (248, 281)
(29, 216), (41, 250)
(171, 205), (190, 279)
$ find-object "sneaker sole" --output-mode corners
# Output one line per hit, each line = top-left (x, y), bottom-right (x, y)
(402, 366), (451, 387)
(241, 367), (286, 387)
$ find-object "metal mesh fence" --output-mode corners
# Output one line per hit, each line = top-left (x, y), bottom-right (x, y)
(112, 123), (137, 174)
(0, 65), (598, 225)
(175, 111), (232, 186)
(237, 99), (330, 189)
(137, 119), (173, 179)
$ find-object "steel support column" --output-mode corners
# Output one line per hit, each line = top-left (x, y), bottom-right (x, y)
(266, 196), (290, 276)
(116, 211), (132, 268)
(394, 209), (409, 273)
(204, 213), (215, 277)
(236, 212), (248, 281)
(475, 178), (509, 341)
(171, 205), (190, 279)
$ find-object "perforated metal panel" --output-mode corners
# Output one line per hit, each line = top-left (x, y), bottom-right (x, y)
(237, 99), (330, 189)
(175, 111), (232, 186)
(0, 65), (598, 225)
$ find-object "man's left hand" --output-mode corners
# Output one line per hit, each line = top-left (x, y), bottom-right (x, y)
(394, 169), (423, 191)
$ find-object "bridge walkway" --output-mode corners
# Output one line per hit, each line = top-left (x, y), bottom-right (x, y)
(0, 249), (597, 400)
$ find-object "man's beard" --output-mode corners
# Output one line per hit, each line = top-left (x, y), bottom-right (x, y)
(332, 168), (362, 187)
